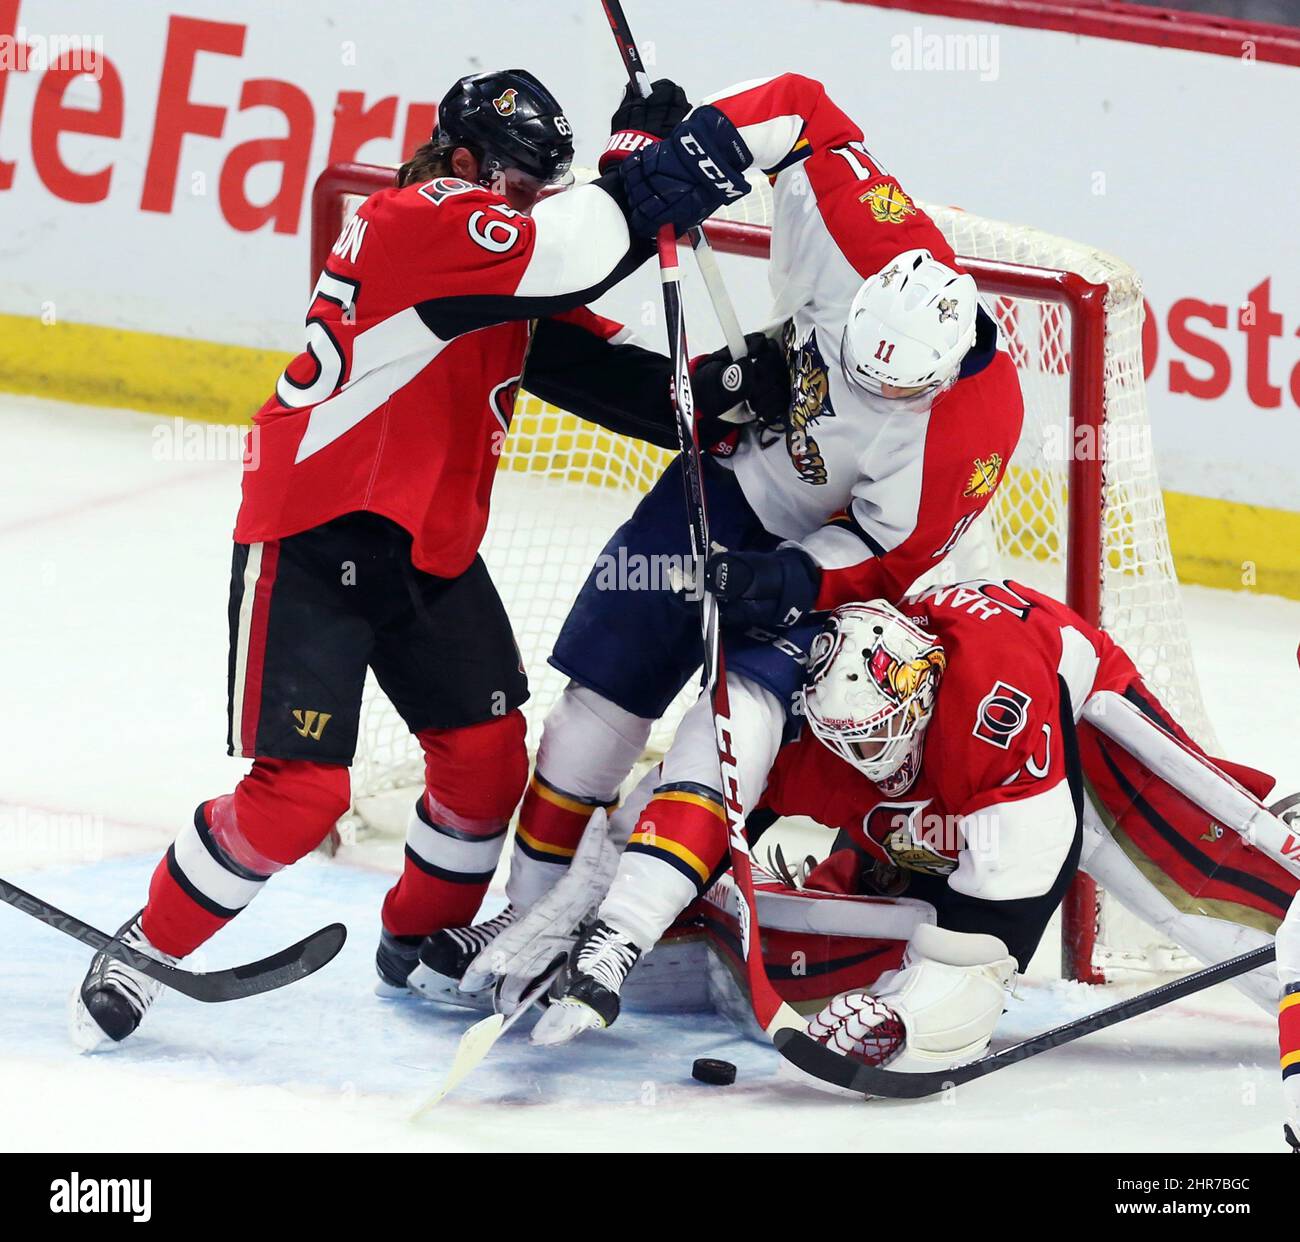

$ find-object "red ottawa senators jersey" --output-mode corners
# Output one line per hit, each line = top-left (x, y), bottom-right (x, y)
(761, 580), (1139, 904)
(235, 175), (659, 577)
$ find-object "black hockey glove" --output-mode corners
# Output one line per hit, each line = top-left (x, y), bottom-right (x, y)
(619, 106), (752, 238)
(613, 78), (691, 137)
(692, 333), (791, 442)
(704, 545), (821, 629)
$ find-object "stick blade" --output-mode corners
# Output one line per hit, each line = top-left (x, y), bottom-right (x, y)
(175, 922), (349, 1003)
(229, 922), (348, 984)
(412, 1013), (506, 1119)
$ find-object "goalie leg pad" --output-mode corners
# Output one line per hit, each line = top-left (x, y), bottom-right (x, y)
(1080, 802), (1280, 1009)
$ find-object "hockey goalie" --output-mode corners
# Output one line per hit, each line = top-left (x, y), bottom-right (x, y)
(466, 579), (1300, 1096)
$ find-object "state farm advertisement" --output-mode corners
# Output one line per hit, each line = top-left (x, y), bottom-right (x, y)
(1, 0), (1297, 510)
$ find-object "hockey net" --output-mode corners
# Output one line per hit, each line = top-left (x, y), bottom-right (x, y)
(309, 162), (1212, 983)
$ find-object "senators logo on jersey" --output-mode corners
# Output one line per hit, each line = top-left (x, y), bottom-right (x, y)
(862, 801), (956, 876)
(973, 680), (1032, 749)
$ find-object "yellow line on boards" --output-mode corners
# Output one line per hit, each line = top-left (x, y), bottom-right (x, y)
(2, 312), (1298, 602)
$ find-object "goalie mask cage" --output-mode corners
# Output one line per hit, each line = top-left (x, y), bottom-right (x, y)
(309, 161), (1215, 985)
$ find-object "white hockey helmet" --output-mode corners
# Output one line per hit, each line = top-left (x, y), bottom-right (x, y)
(841, 248), (978, 398)
(801, 601), (946, 795)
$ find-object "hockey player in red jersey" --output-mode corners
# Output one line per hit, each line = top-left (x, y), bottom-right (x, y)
(501, 580), (1300, 1062)
(424, 73), (1027, 994)
(70, 68), (779, 1048)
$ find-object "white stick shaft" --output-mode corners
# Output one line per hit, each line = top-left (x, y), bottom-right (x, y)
(690, 232), (749, 361)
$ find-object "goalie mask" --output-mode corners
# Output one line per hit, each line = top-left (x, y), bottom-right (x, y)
(841, 249), (978, 399)
(801, 601), (946, 795)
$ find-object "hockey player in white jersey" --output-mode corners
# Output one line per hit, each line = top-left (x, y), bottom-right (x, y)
(405, 72), (1026, 1001)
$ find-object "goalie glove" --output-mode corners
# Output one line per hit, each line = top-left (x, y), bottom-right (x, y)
(460, 808), (623, 1014)
(803, 925), (1015, 1093)
(600, 79), (691, 172)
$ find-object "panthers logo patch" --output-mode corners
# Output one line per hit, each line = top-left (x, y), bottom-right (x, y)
(781, 321), (834, 486)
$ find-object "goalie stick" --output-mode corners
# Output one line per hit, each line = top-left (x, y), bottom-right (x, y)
(597, 0), (870, 1096)
(775, 941), (1278, 1099)
(0, 875), (346, 1003)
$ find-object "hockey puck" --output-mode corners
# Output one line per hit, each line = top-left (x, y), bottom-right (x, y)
(691, 1057), (737, 1086)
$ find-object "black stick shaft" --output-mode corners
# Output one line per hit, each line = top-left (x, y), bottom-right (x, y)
(0, 876), (345, 1003)
(776, 940), (1278, 1099)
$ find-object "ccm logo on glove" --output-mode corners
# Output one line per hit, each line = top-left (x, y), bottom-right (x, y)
(704, 545), (821, 629)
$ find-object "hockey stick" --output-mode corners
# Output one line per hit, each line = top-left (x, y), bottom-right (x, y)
(598, 0), (749, 362)
(0, 876), (346, 1003)
(597, 2), (863, 1094)
(411, 963), (563, 1117)
(654, 235), (854, 1089)
(775, 940), (1278, 1099)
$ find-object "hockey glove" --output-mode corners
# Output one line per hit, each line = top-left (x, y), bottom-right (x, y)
(599, 79), (691, 172)
(619, 106), (752, 239)
(705, 545), (821, 629)
(692, 332), (790, 435)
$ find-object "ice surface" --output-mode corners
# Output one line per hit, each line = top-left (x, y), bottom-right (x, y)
(0, 394), (1296, 1152)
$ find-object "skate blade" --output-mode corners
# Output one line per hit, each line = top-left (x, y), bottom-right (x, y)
(529, 997), (606, 1047)
(406, 963), (494, 1012)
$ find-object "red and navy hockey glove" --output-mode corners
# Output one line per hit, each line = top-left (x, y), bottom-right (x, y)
(619, 106), (752, 239)
(600, 79), (691, 173)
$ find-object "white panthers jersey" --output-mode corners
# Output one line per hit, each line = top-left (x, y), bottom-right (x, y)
(702, 73), (1023, 609)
